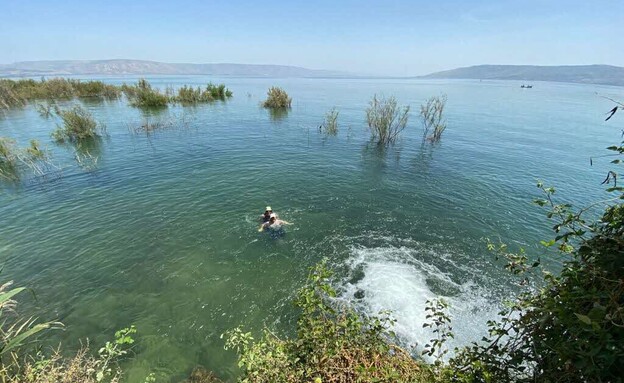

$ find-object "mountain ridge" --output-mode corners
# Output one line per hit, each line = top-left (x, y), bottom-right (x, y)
(420, 64), (624, 86)
(0, 59), (350, 78)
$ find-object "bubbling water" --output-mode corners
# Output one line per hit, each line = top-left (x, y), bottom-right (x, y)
(338, 244), (505, 361)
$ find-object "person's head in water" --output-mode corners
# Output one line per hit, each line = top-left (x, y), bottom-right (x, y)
(269, 213), (277, 224)
(263, 206), (272, 219)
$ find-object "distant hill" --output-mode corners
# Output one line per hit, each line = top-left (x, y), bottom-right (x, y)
(0, 59), (350, 78)
(421, 64), (624, 86)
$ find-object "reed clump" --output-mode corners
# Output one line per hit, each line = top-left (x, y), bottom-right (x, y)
(0, 78), (122, 109)
(0, 138), (50, 182)
(0, 81), (27, 109)
(420, 95), (447, 142)
(262, 87), (291, 109)
(51, 105), (104, 143)
(123, 79), (170, 108)
(366, 95), (410, 145)
(174, 83), (233, 104)
(321, 107), (339, 136)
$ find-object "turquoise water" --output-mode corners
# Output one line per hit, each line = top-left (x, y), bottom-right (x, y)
(1, 77), (622, 381)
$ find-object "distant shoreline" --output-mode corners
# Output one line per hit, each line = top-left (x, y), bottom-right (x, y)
(1, 60), (623, 87)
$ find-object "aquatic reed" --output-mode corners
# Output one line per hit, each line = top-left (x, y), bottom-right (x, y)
(123, 79), (170, 108)
(420, 95), (447, 142)
(366, 95), (409, 145)
(51, 105), (103, 142)
(321, 107), (339, 136)
(262, 86), (292, 109)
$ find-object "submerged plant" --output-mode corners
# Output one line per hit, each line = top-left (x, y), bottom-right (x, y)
(0, 138), (51, 182)
(51, 105), (104, 143)
(420, 95), (447, 142)
(321, 107), (339, 136)
(366, 95), (409, 145)
(262, 87), (291, 109)
(173, 83), (232, 104)
(123, 79), (170, 108)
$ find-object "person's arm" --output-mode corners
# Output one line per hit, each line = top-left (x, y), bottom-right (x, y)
(258, 223), (266, 232)
(279, 220), (292, 225)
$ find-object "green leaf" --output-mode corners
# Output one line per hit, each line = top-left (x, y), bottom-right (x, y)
(574, 313), (592, 325)
(0, 287), (26, 306)
(1, 321), (52, 355)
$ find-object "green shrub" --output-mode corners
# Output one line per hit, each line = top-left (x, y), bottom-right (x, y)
(0, 78), (122, 109)
(122, 79), (170, 108)
(206, 83), (233, 100)
(52, 105), (103, 142)
(420, 95), (447, 142)
(321, 107), (339, 136)
(224, 260), (432, 383)
(173, 83), (231, 104)
(262, 87), (291, 109)
(366, 95), (409, 145)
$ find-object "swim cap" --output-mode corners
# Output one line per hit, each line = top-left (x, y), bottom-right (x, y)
(266, 206), (272, 211)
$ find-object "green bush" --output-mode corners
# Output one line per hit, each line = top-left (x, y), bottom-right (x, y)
(122, 79), (170, 108)
(224, 260), (432, 383)
(52, 105), (103, 142)
(0, 78), (122, 108)
(173, 83), (232, 104)
(262, 87), (291, 109)
(366, 95), (409, 145)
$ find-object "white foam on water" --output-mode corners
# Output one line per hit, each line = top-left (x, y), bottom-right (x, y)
(340, 245), (502, 361)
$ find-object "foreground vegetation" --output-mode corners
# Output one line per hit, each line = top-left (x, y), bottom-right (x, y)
(225, 260), (432, 382)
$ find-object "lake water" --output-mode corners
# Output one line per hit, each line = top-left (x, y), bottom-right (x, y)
(1, 77), (622, 382)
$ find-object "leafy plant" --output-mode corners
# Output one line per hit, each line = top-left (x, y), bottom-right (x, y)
(420, 95), (447, 142)
(262, 87), (291, 109)
(224, 260), (432, 383)
(0, 281), (60, 380)
(422, 299), (453, 363)
(15, 326), (138, 383)
(366, 95), (410, 145)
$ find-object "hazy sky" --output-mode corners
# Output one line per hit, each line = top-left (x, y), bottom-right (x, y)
(1, 0), (622, 76)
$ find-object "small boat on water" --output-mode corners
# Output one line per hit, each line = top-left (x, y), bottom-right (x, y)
(521, 84), (533, 88)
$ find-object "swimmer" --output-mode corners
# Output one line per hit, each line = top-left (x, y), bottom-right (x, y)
(258, 213), (291, 232)
(260, 206), (278, 223)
